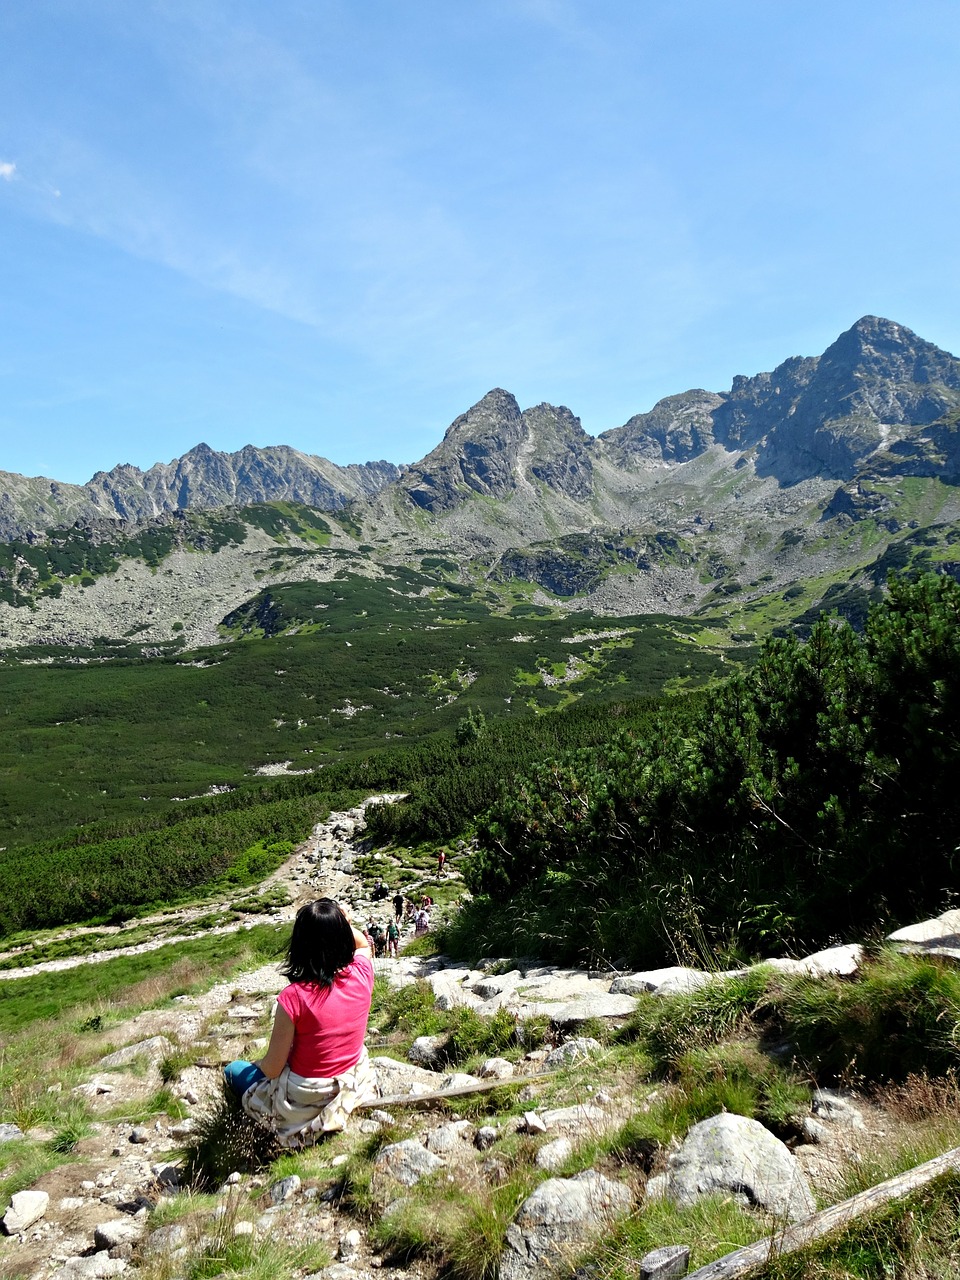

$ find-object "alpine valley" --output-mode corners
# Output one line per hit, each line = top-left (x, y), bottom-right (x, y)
(2, 315), (959, 659)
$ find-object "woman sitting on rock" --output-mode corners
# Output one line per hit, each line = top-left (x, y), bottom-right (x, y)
(223, 898), (376, 1145)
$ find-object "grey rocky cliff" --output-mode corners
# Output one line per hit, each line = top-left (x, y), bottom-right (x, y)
(0, 445), (400, 540)
(399, 390), (593, 513)
(599, 389), (726, 465)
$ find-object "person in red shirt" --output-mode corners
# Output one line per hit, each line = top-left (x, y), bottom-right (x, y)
(224, 900), (374, 1127)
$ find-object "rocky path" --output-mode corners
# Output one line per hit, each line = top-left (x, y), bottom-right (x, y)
(0, 794), (407, 981)
(2, 802), (957, 1279)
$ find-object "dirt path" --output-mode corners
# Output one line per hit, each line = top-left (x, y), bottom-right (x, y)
(0, 794), (405, 980)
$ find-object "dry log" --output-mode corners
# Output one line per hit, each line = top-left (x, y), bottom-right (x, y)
(684, 1145), (960, 1279)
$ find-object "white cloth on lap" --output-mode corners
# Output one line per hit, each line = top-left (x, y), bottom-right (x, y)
(241, 1047), (376, 1147)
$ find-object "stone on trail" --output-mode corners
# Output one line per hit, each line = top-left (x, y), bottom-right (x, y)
(407, 1034), (448, 1068)
(269, 1174), (302, 1204)
(57, 1255), (129, 1278)
(663, 1112), (816, 1222)
(0, 1122), (24, 1143)
(535, 1137), (574, 1171)
(425, 1119), (475, 1153)
(94, 1218), (146, 1250)
(1, 1188), (49, 1234)
(812, 1088), (866, 1129)
(97, 1036), (174, 1069)
(375, 1139), (444, 1186)
(542, 1038), (601, 1068)
(501, 1170), (634, 1280)
(610, 966), (712, 996)
(478, 1056), (514, 1079)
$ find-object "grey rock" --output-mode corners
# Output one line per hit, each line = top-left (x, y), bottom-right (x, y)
(145, 1223), (189, 1256)
(801, 1117), (829, 1144)
(270, 1174), (302, 1204)
(543, 1038), (602, 1068)
(169, 1118), (197, 1137)
(57, 1255), (129, 1278)
(535, 1137), (574, 1171)
(129, 1126), (151, 1144)
(501, 1170), (634, 1280)
(98, 1036), (174, 1068)
(812, 1089), (866, 1129)
(425, 1120), (475, 1153)
(610, 967), (710, 995)
(94, 1218), (146, 1250)
(441, 1071), (483, 1091)
(407, 1035), (449, 1068)
(524, 1111), (548, 1134)
(540, 1104), (607, 1136)
(478, 1056), (515, 1079)
(375, 1139), (444, 1186)
(475, 1126), (499, 1150)
(0, 1122), (24, 1143)
(1, 1188), (49, 1234)
(665, 1113), (815, 1222)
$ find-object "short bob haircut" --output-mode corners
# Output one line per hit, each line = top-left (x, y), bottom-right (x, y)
(283, 898), (356, 987)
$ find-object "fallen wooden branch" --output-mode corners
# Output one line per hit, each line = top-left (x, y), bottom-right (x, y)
(684, 1145), (960, 1279)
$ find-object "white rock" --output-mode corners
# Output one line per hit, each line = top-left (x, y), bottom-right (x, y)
(58, 1255), (129, 1278)
(524, 1111), (548, 1134)
(478, 1057), (515, 1079)
(338, 1228), (362, 1260)
(94, 1218), (145, 1250)
(543, 1038), (602, 1069)
(2, 1188), (49, 1234)
(97, 1036), (173, 1068)
(812, 1089), (866, 1129)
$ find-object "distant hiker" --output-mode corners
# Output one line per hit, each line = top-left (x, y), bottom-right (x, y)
(392, 892), (404, 922)
(222, 898), (375, 1145)
(369, 921), (386, 958)
(386, 918), (400, 957)
(437, 849), (447, 875)
(372, 878), (389, 901)
(414, 907), (430, 936)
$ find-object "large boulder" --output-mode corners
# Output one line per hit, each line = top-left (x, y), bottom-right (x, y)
(662, 1113), (815, 1222)
(501, 1170), (633, 1280)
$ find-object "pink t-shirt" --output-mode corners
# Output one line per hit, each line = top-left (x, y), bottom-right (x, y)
(277, 953), (374, 1078)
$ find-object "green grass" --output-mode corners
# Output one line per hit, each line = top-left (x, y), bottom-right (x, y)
(0, 922), (287, 1035)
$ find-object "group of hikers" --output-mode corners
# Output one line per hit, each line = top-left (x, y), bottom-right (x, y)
(366, 878), (435, 956)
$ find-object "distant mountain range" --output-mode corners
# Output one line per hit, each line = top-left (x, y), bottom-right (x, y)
(2, 315), (959, 651)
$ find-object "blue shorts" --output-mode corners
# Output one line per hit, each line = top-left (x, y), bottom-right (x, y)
(223, 1059), (267, 1098)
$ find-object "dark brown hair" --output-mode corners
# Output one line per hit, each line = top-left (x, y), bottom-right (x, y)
(283, 898), (355, 987)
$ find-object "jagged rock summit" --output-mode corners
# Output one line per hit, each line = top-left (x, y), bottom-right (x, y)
(0, 443), (400, 541)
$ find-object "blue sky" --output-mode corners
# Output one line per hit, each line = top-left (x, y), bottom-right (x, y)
(1, 1), (959, 484)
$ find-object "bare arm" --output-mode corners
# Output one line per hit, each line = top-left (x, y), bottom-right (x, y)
(351, 925), (372, 956)
(256, 1002), (296, 1079)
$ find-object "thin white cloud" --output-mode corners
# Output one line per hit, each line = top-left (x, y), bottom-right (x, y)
(0, 161), (17, 181)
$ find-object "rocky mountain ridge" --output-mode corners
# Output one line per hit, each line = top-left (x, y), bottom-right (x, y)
(2, 316), (960, 650)
(0, 445), (401, 543)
